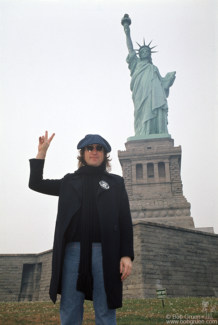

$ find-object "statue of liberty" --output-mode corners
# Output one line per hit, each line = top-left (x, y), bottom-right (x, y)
(121, 14), (176, 137)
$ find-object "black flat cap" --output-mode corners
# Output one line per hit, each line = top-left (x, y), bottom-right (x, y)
(77, 134), (111, 153)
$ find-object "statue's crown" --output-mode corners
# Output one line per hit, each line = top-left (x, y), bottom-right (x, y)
(135, 39), (157, 54)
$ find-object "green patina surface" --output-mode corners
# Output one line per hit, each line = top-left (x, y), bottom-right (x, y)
(122, 14), (176, 139)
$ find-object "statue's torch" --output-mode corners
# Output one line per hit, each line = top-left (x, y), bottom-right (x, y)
(121, 14), (131, 29)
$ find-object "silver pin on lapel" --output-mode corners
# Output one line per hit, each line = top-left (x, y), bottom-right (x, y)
(99, 180), (110, 190)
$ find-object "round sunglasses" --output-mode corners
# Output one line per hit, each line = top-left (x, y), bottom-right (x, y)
(85, 145), (104, 152)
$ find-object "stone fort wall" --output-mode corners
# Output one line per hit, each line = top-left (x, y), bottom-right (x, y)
(0, 249), (52, 302)
(123, 221), (218, 298)
(0, 221), (218, 302)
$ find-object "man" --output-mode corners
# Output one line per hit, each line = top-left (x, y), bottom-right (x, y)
(29, 131), (134, 325)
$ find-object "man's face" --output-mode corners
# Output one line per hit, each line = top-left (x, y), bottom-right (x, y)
(84, 144), (105, 167)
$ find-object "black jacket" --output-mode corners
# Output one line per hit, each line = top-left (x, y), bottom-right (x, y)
(29, 159), (134, 309)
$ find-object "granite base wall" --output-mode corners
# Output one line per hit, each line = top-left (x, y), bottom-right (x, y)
(0, 222), (218, 302)
(123, 222), (218, 298)
(0, 250), (52, 302)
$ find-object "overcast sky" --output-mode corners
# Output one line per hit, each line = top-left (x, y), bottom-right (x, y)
(0, 0), (217, 253)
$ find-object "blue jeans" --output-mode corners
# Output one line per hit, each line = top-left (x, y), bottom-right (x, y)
(60, 242), (116, 325)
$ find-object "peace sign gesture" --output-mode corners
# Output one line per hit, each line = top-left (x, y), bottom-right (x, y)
(36, 131), (55, 159)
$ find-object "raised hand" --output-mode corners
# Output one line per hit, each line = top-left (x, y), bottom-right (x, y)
(36, 131), (55, 159)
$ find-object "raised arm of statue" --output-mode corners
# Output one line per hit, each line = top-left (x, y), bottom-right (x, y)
(121, 14), (134, 54)
(124, 25), (134, 54)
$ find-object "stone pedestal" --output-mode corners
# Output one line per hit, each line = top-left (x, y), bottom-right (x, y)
(118, 137), (195, 228)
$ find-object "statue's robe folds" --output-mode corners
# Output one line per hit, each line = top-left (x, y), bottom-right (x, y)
(127, 51), (172, 135)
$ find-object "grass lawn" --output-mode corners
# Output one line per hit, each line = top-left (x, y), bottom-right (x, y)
(0, 297), (217, 324)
